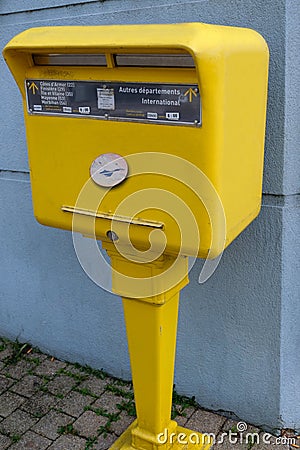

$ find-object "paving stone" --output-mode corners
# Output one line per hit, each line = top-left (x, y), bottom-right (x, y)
(92, 391), (122, 415)
(10, 375), (43, 398)
(0, 434), (11, 449)
(21, 391), (58, 417)
(111, 379), (133, 392)
(185, 409), (226, 435)
(0, 338), (291, 450)
(9, 430), (52, 450)
(0, 391), (26, 417)
(25, 352), (48, 363)
(0, 409), (38, 435)
(175, 415), (188, 427)
(47, 434), (87, 449)
(4, 360), (34, 380)
(214, 423), (262, 448)
(93, 433), (119, 449)
(47, 375), (77, 396)
(181, 405), (197, 419)
(221, 418), (239, 432)
(64, 365), (88, 378)
(55, 390), (94, 417)
(104, 383), (134, 403)
(223, 418), (257, 430)
(110, 412), (135, 436)
(34, 359), (67, 377)
(175, 405), (197, 427)
(213, 438), (248, 449)
(73, 410), (107, 438)
(32, 410), (73, 440)
(0, 374), (15, 394)
(0, 348), (13, 362)
(77, 376), (107, 397)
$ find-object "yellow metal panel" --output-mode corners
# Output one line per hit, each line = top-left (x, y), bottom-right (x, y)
(120, 290), (213, 450)
(110, 419), (213, 450)
(3, 23), (269, 258)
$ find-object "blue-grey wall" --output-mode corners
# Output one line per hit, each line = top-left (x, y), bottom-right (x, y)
(0, 0), (299, 433)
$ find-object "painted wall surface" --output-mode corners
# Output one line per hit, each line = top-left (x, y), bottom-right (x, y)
(284, 0), (300, 195)
(0, 0), (288, 194)
(280, 198), (300, 428)
(0, 174), (130, 378)
(0, 0), (299, 432)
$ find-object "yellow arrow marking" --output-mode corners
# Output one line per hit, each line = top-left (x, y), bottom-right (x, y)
(184, 87), (197, 102)
(29, 82), (38, 95)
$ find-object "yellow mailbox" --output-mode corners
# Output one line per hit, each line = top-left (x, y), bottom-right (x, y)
(3, 23), (269, 450)
(3, 23), (268, 259)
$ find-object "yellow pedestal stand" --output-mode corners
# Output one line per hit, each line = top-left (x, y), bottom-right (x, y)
(103, 243), (213, 450)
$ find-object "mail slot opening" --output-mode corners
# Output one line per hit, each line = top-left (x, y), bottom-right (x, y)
(32, 52), (195, 69)
(114, 53), (195, 68)
(32, 53), (107, 66)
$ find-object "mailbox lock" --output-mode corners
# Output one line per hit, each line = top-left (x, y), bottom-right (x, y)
(106, 230), (119, 242)
(90, 153), (128, 187)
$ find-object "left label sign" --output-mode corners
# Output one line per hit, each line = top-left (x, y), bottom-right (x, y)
(26, 80), (78, 114)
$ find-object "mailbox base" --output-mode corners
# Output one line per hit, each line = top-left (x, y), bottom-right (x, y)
(110, 419), (213, 450)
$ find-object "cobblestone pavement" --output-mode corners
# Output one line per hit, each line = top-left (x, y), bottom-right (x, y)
(0, 338), (298, 449)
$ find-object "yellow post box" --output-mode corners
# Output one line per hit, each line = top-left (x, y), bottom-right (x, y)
(3, 23), (269, 449)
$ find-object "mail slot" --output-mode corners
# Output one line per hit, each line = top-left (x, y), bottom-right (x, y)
(3, 23), (269, 259)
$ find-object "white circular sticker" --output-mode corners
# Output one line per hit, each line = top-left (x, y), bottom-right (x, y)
(90, 153), (128, 187)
